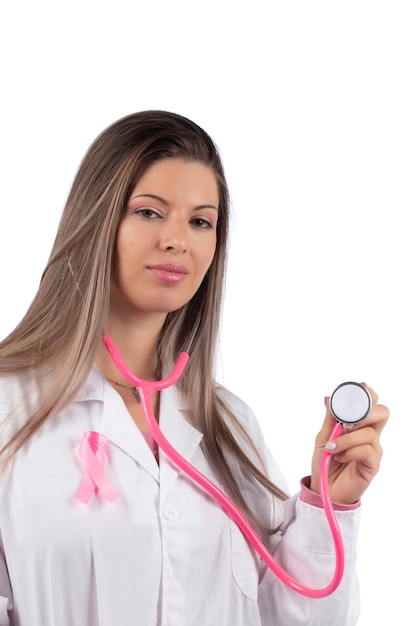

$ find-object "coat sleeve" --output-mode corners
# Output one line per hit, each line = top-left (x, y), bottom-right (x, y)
(0, 376), (20, 625)
(0, 535), (12, 626)
(258, 493), (361, 625)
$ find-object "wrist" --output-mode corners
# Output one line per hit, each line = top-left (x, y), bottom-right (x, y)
(300, 476), (361, 511)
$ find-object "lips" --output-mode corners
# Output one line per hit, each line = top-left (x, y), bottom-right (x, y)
(148, 264), (190, 284)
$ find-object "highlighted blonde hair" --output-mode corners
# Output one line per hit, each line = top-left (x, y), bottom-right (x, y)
(0, 111), (287, 534)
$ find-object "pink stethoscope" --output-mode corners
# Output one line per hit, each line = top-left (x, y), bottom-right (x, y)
(86, 335), (371, 598)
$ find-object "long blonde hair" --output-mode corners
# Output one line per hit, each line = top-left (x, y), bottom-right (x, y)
(0, 111), (287, 534)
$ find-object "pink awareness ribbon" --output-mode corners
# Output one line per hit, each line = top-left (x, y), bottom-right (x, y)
(75, 431), (119, 503)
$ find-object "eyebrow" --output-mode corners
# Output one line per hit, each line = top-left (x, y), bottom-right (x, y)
(132, 193), (218, 211)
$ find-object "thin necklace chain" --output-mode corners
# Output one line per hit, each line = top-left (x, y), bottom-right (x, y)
(106, 378), (141, 403)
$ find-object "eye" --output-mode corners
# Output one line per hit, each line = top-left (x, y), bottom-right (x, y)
(191, 217), (214, 229)
(133, 208), (162, 219)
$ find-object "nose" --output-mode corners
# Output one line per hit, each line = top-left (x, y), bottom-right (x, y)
(158, 217), (188, 253)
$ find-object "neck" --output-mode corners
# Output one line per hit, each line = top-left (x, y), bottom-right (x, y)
(95, 313), (166, 383)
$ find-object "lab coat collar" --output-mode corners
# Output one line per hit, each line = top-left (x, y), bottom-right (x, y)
(73, 366), (106, 402)
(75, 367), (203, 485)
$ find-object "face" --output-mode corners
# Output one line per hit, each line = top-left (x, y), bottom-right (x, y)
(111, 158), (219, 322)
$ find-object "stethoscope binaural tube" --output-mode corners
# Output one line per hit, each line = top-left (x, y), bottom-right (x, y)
(103, 334), (370, 598)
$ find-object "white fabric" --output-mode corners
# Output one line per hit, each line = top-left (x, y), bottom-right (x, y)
(0, 368), (361, 625)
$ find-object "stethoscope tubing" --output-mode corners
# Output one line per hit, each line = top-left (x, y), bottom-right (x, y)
(103, 334), (345, 598)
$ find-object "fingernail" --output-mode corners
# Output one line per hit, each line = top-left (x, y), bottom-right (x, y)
(325, 441), (336, 451)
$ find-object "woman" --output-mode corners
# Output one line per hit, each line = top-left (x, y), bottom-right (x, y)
(0, 111), (388, 625)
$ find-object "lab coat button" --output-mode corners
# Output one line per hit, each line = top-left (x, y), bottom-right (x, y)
(164, 508), (179, 520)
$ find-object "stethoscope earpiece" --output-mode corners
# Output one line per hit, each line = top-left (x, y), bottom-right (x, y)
(329, 382), (372, 425)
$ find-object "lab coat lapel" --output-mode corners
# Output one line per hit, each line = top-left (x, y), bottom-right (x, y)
(158, 383), (203, 496)
(101, 381), (160, 482)
(93, 369), (203, 488)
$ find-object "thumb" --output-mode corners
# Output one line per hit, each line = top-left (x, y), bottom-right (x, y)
(316, 397), (338, 448)
(311, 397), (338, 494)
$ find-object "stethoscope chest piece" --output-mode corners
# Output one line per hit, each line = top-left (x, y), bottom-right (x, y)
(329, 382), (371, 425)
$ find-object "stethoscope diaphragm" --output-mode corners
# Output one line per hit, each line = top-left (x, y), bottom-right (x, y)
(329, 382), (371, 425)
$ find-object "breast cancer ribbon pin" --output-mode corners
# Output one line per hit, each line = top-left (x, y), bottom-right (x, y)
(75, 431), (119, 503)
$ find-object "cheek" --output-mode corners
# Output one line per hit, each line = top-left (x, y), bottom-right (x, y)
(113, 223), (136, 272)
(112, 241), (123, 280)
(203, 233), (217, 268)
(197, 247), (216, 281)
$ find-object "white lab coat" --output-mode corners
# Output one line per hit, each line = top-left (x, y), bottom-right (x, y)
(0, 367), (361, 625)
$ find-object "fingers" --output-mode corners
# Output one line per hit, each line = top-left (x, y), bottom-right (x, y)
(338, 399), (389, 436)
(332, 443), (382, 474)
(324, 394), (389, 472)
(326, 424), (382, 460)
(312, 384), (390, 502)
(313, 383), (389, 469)
(363, 383), (378, 405)
(360, 383), (390, 433)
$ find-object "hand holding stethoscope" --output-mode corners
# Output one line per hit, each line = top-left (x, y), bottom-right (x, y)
(311, 383), (389, 506)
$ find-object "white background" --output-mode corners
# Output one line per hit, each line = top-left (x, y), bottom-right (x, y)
(1, 1), (416, 623)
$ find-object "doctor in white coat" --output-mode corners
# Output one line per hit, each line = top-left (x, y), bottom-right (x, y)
(0, 111), (389, 625)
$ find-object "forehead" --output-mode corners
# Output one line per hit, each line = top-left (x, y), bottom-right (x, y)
(130, 158), (219, 205)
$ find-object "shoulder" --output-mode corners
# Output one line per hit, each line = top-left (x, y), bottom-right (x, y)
(215, 385), (279, 454)
(216, 384), (254, 417)
(0, 366), (104, 411)
(0, 367), (104, 453)
(0, 372), (28, 411)
(215, 383), (290, 492)
(216, 384), (262, 439)
(0, 372), (33, 450)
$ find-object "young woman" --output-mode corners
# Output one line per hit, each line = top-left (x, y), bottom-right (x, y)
(0, 111), (388, 625)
